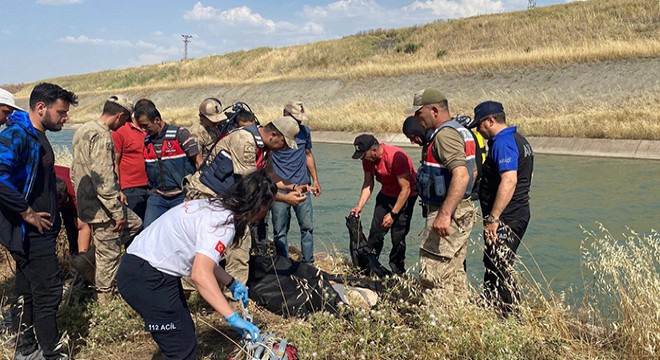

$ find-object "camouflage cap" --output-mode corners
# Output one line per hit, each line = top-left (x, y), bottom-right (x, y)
(283, 100), (308, 122)
(404, 88), (446, 115)
(199, 98), (227, 123)
(107, 95), (133, 114)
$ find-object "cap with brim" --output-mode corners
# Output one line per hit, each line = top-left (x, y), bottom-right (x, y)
(269, 116), (299, 149)
(404, 88), (446, 115)
(474, 101), (504, 125)
(284, 100), (308, 122)
(107, 95), (134, 114)
(0, 88), (24, 112)
(199, 98), (227, 123)
(351, 134), (378, 159)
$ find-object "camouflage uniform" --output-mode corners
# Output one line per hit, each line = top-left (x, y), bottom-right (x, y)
(184, 129), (260, 285)
(189, 121), (221, 161)
(71, 119), (142, 302)
(418, 128), (477, 299)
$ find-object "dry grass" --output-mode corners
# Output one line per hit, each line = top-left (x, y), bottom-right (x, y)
(0, 225), (658, 359)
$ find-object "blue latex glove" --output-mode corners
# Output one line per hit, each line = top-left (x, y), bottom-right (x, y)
(225, 312), (260, 342)
(228, 279), (249, 306)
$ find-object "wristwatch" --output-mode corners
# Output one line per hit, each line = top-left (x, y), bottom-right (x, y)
(483, 215), (500, 224)
(389, 211), (399, 219)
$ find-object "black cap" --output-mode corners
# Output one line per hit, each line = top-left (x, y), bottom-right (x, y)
(352, 134), (378, 159)
(474, 101), (505, 125)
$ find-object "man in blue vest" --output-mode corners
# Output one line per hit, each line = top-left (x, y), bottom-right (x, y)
(406, 88), (477, 297)
(135, 101), (202, 227)
(470, 101), (534, 315)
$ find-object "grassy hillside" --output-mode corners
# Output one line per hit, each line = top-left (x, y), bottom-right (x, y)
(6, 0), (660, 139)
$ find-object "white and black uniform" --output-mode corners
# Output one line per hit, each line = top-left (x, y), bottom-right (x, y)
(117, 199), (235, 360)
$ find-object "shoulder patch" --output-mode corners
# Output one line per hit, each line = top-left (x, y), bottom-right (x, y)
(214, 241), (226, 255)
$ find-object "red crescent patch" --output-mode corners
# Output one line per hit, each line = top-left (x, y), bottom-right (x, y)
(214, 241), (226, 255)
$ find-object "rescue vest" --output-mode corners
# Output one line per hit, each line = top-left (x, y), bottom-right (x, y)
(200, 125), (267, 196)
(416, 120), (476, 206)
(143, 125), (195, 191)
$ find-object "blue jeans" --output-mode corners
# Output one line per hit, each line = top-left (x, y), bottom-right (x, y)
(271, 193), (314, 262)
(143, 192), (185, 228)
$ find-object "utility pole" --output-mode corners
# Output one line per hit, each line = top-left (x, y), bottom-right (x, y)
(182, 34), (193, 60)
(528, 0), (536, 9)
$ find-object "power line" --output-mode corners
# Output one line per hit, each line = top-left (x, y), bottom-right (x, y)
(182, 34), (193, 60)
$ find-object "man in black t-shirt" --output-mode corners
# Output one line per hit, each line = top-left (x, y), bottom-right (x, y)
(0, 83), (78, 360)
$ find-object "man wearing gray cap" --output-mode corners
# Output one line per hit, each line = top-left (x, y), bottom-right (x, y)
(406, 88), (477, 297)
(72, 95), (143, 304)
(0, 88), (25, 126)
(190, 98), (226, 159)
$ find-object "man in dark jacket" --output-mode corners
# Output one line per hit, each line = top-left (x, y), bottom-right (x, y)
(0, 83), (77, 360)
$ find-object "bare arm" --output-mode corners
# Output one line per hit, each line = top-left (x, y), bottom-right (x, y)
(306, 149), (321, 196)
(190, 254), (235, 318)
(194, 152), (203, 169)
(433, 166), (469, 237)
(381, 174), (411, 229)
(351, 171), (374, 215)
(268, 171), (308, 205)
(484, 170), (517, 244)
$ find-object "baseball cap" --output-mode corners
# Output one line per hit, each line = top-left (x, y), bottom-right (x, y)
(474, 101), (505, 125)
(351, 134), (379, 159)
(199, 98), (227, 123)
(404, 88), (446, 115)
(0, 88), (24, 112)
(283, 100), (308, 122)
(107, 95), (133, 114)
(269, 116), (299, 149)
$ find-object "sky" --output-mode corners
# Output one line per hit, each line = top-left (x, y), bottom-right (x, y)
(0, 0), (570, 85)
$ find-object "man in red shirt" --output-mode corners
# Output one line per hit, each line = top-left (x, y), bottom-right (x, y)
(350, 134), (417, 275)
(112, 101), (149, 220)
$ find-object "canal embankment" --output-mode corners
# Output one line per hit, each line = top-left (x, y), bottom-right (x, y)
(313, 131), (660, 160)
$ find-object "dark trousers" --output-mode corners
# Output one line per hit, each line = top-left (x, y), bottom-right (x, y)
(117, 254), (196, 360)
(11, 236), (63, 359)
(143, 192), (185, 228)
(123, 186), (149, 221)
(367, 193), (417, 274)
(483, 212), (529, 315)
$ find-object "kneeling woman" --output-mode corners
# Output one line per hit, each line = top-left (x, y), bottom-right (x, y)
(117, 170), (275, 359)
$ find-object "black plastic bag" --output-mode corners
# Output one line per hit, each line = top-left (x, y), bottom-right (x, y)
(345, 213), (392, 278)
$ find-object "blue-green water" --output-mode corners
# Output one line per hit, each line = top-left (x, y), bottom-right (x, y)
(49, 130), (660, 294)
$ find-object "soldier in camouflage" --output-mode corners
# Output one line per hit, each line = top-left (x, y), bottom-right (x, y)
(184, 117), (306, 287)
(189, 98), (225, 160)
(71, 95), (143, 304)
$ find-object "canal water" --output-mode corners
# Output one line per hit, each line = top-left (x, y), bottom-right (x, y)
(48, 129), (660, 295)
